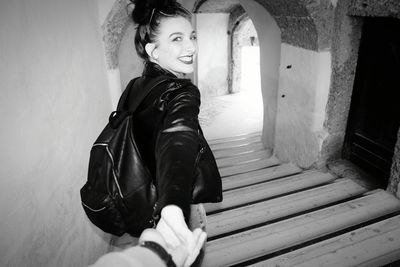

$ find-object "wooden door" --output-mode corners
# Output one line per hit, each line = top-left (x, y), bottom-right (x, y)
(344, 17), (400, 186)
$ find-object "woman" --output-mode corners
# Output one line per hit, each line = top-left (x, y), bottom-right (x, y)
(127, 0), (222, 255)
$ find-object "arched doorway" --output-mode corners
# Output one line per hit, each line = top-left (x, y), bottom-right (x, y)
(193, 0), (281, 148)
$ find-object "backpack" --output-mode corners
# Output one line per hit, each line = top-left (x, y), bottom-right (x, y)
(80, 76), (169, 237)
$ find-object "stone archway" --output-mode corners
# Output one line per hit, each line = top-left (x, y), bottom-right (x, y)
(230, 16), (259, 94)
(193, 0), (335, 169)
(193, 0), (282, 149)
(193, 0), (333, 51)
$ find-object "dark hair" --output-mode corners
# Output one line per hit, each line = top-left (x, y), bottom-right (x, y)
(130, 0), (192, 61)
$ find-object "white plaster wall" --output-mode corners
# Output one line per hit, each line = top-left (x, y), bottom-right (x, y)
(197, 13), (230, 97)
(241, 47), (261, 93)
(239, 0), (281, 148)
(275, 44), (331, 168)
(0, 0), (112, 266)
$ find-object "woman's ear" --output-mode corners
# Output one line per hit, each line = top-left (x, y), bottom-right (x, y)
(145, 43), (158, 60)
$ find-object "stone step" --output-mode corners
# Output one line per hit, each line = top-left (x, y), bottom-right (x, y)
(204, 171), (336, 213)
(207, 178), (368, 238)
(203, 189), (400, 266)
(213, 141), (265, 159)
(222, 163), (302, 191)
(216, 149), (271, 168)
(219, 156), (281, 177)
(207, 132), (261, 146)
(210, 135), (262, 151)
(252, 214), (400, 267)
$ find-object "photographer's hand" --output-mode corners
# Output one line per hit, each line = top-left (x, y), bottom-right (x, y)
(155, 205), (207, 267)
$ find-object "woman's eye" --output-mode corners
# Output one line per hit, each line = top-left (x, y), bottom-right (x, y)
(191, 35), (197, 41)
(172, 36), (182, 42)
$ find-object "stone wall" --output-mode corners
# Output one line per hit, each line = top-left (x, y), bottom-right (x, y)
(322, 0), (400, 196)
(388, 129), (400, 197)
(0, 0), (112, 266)
(231, 18), (259, 93)
(348, 0), (400, 19)
(194, 0), (336, 51)
(320, 0), (363, 165)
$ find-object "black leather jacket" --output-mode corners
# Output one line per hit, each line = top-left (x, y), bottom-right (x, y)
(127, 62), (222, 220)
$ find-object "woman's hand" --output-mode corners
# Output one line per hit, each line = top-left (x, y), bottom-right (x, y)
(155, 205), (207, 267)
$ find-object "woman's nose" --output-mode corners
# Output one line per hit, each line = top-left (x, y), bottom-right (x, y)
(185, 39), (197, 54)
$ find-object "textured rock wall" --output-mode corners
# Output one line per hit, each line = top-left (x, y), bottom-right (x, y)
(388, 129), (400, 198)
(102, 0), (132, 69)
(321, 0), (400, 196)
(231, 18), (259, 94)
(194, 0), (336, 51)
(319, 0), (363, 166)
(348, 0), (400, 19)
(228, 5), (247, 93)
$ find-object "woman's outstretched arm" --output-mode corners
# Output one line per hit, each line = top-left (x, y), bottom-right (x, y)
(154, 82), (201, 220)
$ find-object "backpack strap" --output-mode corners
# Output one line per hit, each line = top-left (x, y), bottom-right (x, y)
(116, 77), (138, 112)
(109, 76), (170, 128)
(119, 76), (171, 113)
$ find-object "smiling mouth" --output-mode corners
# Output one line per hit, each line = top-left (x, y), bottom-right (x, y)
(179, 55), (194, 64)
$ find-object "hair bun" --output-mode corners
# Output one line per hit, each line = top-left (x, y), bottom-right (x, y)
(130, 0), (179, 25)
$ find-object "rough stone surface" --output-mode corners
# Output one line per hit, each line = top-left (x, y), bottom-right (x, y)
(348, 0), (400, 19)
(193, 0), (322, 50)
(388, 129), (400, 198)
(228, 4), (247, 33)
(102, 0), (133, 69)
(228, 5), (247, 93)
(231, 18), (258, 94)
(320, 0), (363, 164)
(321, 0), (400, 195)
(275, 16), (318, 50)
(307, 0), (336, 50)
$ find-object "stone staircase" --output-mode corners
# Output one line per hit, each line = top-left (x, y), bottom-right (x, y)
(203, 132), (400, 267)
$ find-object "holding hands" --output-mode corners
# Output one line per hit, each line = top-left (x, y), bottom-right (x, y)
(150, 205), (207, 267)
(91, 205), (206, 267)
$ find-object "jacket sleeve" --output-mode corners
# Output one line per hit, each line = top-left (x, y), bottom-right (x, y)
(90, 246), (165, 267)
(154, 81), (201, 221)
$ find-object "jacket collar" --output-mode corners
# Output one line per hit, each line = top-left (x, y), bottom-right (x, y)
(142, 62), (177, 78)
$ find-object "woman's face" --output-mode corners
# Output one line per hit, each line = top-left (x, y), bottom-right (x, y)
(150, 16), (197, 76)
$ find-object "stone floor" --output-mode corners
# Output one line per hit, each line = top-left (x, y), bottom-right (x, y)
(200, 90), (263, 140)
